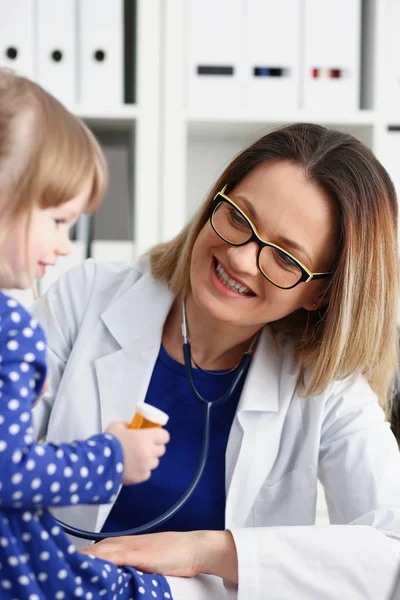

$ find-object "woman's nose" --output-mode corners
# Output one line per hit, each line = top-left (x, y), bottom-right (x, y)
(226, 242), (259, 276)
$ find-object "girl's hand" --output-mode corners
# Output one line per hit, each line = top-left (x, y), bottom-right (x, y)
(80, 530), (239, 582)
(105, 422), (170, 485)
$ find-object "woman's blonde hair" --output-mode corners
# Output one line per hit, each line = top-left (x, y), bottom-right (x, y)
(0, 69), (107, 259)
(150, 123), (399, 414)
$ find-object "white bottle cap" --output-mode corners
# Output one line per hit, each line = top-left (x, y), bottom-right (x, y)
(135, 402), (169, 426)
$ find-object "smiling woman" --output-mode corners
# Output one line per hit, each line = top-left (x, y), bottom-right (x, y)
(32, 123), (400, 600)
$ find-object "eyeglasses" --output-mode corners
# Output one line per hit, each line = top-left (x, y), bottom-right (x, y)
(209, 189), (332, 290)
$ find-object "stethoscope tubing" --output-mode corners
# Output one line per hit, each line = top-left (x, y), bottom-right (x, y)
(55, 300), (254, 540)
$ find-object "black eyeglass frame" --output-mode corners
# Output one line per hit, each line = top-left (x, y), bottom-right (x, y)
(210, 190), (332, 290)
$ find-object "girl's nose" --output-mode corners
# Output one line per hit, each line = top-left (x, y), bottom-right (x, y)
(226, 241), (259, 277)
(56, 236), (73, 257)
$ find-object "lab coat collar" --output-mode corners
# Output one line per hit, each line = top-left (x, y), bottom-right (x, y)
(100, 269), (175, 352)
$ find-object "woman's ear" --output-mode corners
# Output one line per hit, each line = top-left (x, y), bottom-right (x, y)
(302, 283), (331, 312)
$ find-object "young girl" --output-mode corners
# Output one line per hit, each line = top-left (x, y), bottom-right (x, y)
(0, 69), (173, 599)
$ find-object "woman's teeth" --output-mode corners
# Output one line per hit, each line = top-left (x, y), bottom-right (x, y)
(215, 261), (252, 296)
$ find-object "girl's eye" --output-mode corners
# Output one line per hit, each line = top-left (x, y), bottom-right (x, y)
(54, 219), (66, 226)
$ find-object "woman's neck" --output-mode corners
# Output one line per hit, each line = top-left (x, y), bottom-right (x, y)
(162, 293), (262, 371)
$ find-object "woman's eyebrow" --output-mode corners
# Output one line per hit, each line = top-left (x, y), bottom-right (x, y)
(235, 194), (313, 264)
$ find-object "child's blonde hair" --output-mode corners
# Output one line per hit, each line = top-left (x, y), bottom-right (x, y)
(0, 69), (107, 254)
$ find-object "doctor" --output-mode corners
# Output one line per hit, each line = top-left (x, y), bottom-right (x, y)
(32, 123), (400, 600)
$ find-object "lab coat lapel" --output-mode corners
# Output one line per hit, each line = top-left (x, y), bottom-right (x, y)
(225, 328), (290, 527)
(95, 272), (175, 429)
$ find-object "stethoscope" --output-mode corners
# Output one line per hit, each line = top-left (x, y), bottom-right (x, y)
(56, 299), (258, 540)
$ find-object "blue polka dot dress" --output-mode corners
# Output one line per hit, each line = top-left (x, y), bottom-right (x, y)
(0, 293), (172, 600)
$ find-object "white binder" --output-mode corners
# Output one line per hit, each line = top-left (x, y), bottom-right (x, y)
(302, 0), (361, 112)
(0, 0), (35, 78)
(78, 0), (123, 106)
(245, 0), (301, 111)
(187, 0), (243, 114)
(387, 0), (400, 117)
(36, 0), (77, 106)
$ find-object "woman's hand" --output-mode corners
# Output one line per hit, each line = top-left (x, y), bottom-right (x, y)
(80, 531), (202, 578)
(80, 530), (239, 583)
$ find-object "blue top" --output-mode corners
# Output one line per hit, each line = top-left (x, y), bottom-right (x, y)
(102, 344), (248, 534)
(0, 292), (171, 599)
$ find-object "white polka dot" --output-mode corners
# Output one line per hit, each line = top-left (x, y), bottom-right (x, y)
(105, 480), (113, 491)
(74, 588), (83, 597)
(55, 592), (65, 599)
(80, 561), (89, 570)
(56, 449), (64, 459)
(86, 593), (93, 599)
(138, 587), (145, 595)
(151, 592), (157, 598)
(40, 551), (50, 561)
(29, 595), (40, 600)
(33, 494), (43, 503)
(152, 580), (158, 587)
(38, 572), (48, 582)
(97, 465), (104, 475)
(70, 453), (79, 463)
(116, 462), (123, 473)
(87, 440), (96, 447)
(23, 328), (34, 338)
(47, 463), (57, 475)
(8, 399), (19, 410)
(11, 473), (22, 485)
(136, 571), (143, 576)
(20, 412), (30, 422)
(31, 478), (41, 490)
(50, 482), (60, 493)
(18, 575), (30, 585)
(80, 467), (89, 478)
(29, 379), (35, 388)
(20, 387), (29, 397)
(24, 353), (35, 362)
(84, 481), (93, 490)
(22, 533), (31, 542)
(34, 445), (45, 456)
(8, 556), (18, 566)
(9, 424), (20, 435)
(7, 340), (19, 351)
(40, 531), (49, 540)
(20, 362), (29, 372)
(0, 416), (4, 425)
(8, 329), (18, 337)
(104, 446), (112, 458)
(164, 593), (171, 599)
(0, 537), (8, 547)
(0, 441), (7, 452)
(12, 491), (22, 500)
(69, 482), (78, 493)
(57, 569), (67, 579)
(12, 450), (22, 463)
(1, 580), (11, 589)
(36, 340), (45, 351)
(26, 459), (35, 470)
(7, 299), (18, 307)
(64, 466), (73, 478)
(71, 494), (79, 504)
(53, 495), (61, 503)
(51, 526), (61, 536)
(9, 372), (20, 382)
(22, 512), (32, 522)
(10, 311), (21, 323)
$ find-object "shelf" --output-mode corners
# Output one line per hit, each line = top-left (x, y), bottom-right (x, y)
(71, 104), (139, 128)
(187, 110), (377, 138)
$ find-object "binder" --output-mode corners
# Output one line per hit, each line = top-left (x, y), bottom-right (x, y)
(245, 0), (301, 111)
(302, 0), (361, 112)
(187, 0), (243, 113)
(91, 241), (135, 262)
(0, 0), (35, 78)
(387, 0), (400, 116)
(78, 0), (123, 105)
(36, 0), (77, 106)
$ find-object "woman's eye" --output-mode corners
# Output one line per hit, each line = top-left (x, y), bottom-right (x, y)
(229, 208), (248, 227)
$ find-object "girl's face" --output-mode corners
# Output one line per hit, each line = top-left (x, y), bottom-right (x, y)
(0, 181), (92, 289)
(190, 160), (338, 331)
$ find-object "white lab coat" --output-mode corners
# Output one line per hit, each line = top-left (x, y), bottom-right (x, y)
(31, 257), (400, 600)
